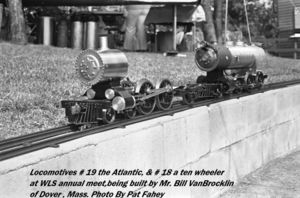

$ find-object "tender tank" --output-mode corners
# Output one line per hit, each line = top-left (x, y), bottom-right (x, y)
(75, 36), (128, 85)
(195, 42), (267, 72)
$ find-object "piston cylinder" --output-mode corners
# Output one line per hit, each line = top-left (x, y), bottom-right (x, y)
(38, 16), (54, 46)
(112, 90), (136, 111)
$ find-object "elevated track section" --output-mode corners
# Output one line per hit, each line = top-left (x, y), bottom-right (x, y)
(1, 80), (300, 197)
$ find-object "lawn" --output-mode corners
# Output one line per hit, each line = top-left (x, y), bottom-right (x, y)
(0, 42), (300, 140)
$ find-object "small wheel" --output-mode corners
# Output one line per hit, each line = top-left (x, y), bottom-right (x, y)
(156, 79), (174, 110)
(79, 124), (92, 131)
(102, 108), (116, 124)
(215, 88), (223, 98)
(221, 82), (230, 93)
(182, 93), (195, 105)
(233, 79), (243, 93)
(125, 108), (137, 119)
(136, 80), (156, 115)
(70, 124), (80, 131)
(246, 75), (256, 85)
(256, 71), (265, 83)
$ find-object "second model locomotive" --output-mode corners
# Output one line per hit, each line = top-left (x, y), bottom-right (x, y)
(195, 41), (267, 90)
(61, 40), (267, 126)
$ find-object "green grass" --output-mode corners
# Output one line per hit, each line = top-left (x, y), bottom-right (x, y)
(0, 42), (300, 140)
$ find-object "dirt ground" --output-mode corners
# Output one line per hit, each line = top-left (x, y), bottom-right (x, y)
(220, 149), (300, 198)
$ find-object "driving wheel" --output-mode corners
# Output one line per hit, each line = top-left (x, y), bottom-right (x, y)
(156, 79), (174, 110)
(136, 80), (156, 115)
(125, 108), (137, 119)
(102, 108), (116, 124)
(182, 92), (195, 105)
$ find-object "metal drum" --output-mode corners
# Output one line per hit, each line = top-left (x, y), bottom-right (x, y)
(85, 15), (98, 50)
(38, 16), (54, 46)
(71, 21), (83, 49)
(82, 14), (88, 49)
(57, 19), (68, 47)
(71, 14), (83, 49)
(75, 48), (129, 85)
(195, 42), (267, 72)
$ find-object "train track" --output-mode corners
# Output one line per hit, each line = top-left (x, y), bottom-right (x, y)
(1, 79), (300, 161)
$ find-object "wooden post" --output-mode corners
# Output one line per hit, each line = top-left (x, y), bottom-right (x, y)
(173, 4), (177, 51)
(294, 39), (298, 59)
(290, 34), (300, 59)
(154, 24), (157, 52)
(0, 3), (3, 35)
(193, 21), (196, 50)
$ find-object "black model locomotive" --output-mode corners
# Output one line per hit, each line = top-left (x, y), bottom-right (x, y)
(176, 41), (268, 104)
(61, 41), (267, 126)
(61, 43), (174, 124)
(195, 41), (267, 90)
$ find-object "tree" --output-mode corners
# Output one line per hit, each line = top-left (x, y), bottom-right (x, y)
(214, 0), (223, 44)
(0, 3), (3, 33)
(200, 0), (276, 44)
(0, 4), (3, 37)
(202, 0), (217, 44)
(227, 0), (277, 39)
(8, 0), (27, 44)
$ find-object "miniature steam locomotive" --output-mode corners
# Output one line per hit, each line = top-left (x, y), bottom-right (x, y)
(61, 41), (267, 126)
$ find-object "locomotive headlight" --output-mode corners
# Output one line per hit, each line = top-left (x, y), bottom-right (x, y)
(105, 89), (115, 100)
(71, 103), (81, 115)
(112, 96), (126, 111)
(86, 88), (96, 99)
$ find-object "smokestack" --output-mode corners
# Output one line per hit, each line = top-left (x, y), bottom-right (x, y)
(99, 35), (109, 51)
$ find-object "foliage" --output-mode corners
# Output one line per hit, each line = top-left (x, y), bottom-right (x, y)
(202, 0), (217, 43)
(227, 0), (278, 39)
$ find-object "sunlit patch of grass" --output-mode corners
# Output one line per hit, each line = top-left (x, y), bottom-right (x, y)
(125, 52), (204, 86)
(0, 43), (81, 139)
(0, 42), (300, 140)
(262, 55), (300, 83)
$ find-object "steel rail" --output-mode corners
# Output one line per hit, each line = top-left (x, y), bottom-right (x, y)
(1, 79), (300, 161)
(0, 126), (72, 151)
(0, 100), (214, 161)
